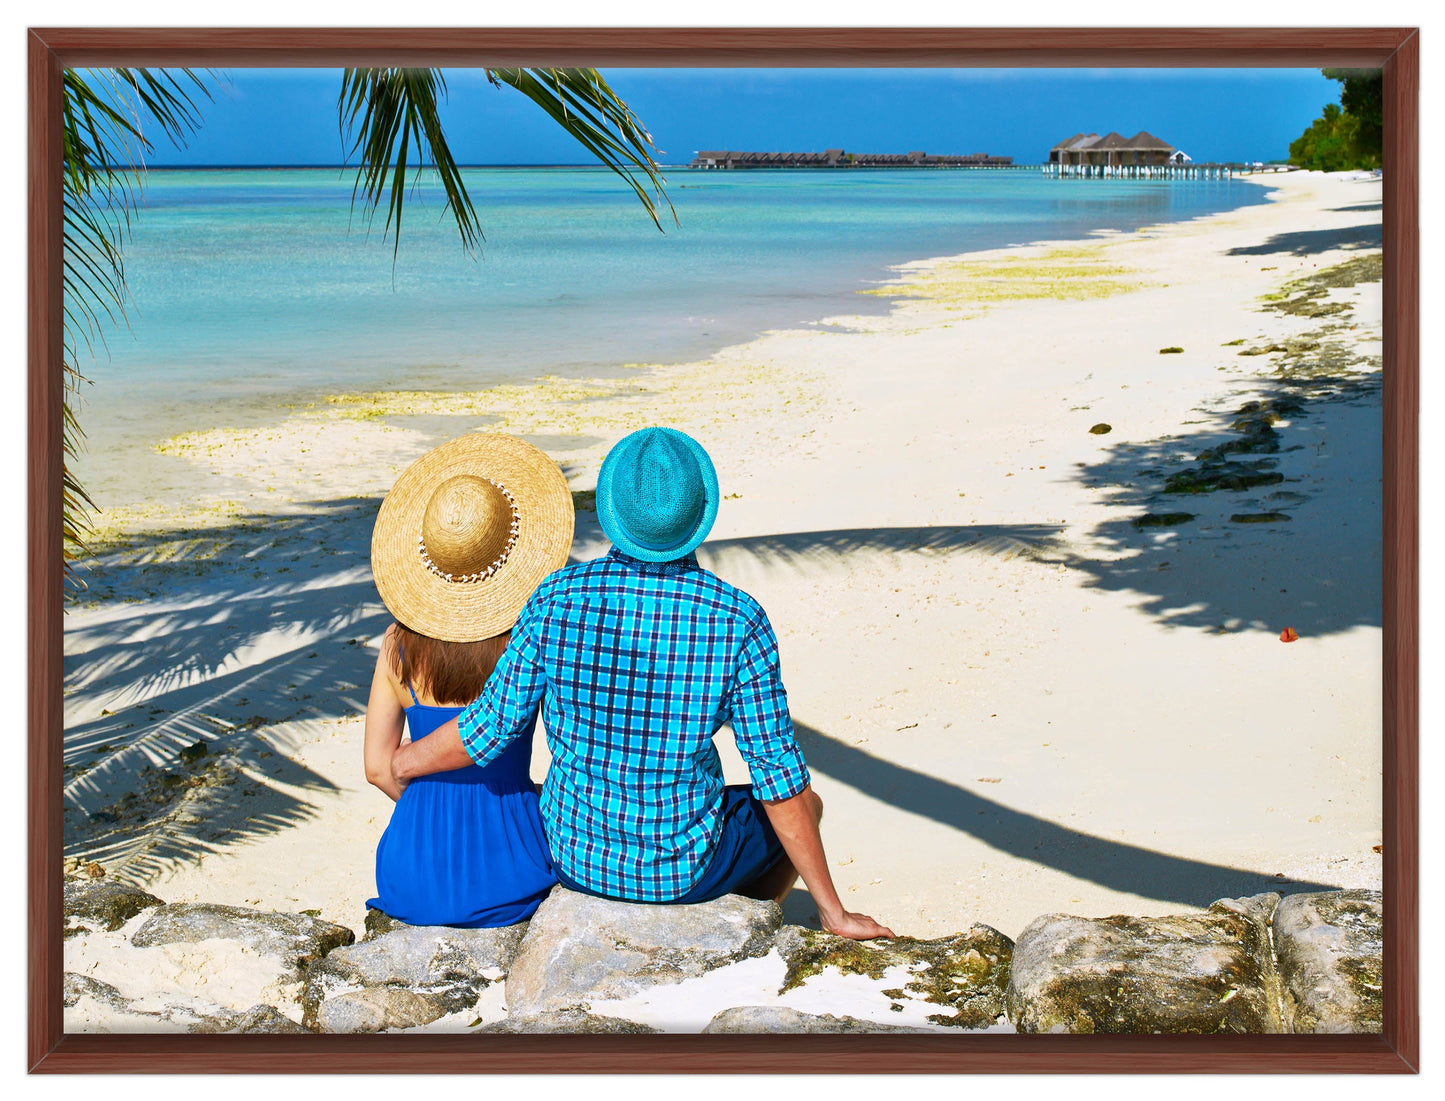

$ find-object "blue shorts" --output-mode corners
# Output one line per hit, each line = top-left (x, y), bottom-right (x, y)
(554, 785), (787, 905)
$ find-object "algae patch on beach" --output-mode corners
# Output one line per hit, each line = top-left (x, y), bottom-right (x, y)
(866, 246), (1147, 311)
(1260, 252), (1382, 319)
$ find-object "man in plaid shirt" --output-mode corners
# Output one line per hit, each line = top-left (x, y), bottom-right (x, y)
(393, 427), (892, 940)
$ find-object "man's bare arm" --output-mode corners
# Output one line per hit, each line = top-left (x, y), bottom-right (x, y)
(391, 716), (472, 786)
(762, 786), (894, 940)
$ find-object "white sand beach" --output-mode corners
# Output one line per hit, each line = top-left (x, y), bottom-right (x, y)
(62, 169), (1384, 949)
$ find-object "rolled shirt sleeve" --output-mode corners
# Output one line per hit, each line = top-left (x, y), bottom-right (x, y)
(728, 613), (810, 802)
(458, 598), (548, 767)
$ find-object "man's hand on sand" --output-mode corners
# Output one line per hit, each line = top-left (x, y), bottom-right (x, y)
(821, 910), (895, 940)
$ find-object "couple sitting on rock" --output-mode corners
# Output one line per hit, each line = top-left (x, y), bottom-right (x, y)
(363, 427), (893, 941)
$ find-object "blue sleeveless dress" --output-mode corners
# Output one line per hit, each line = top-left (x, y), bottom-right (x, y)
(368, 687), (556, 927)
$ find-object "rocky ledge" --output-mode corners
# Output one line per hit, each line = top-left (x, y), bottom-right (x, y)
(61, 881), (1382, 1035)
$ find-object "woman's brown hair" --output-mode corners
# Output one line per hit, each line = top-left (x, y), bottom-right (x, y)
(389, 623), (511, 706)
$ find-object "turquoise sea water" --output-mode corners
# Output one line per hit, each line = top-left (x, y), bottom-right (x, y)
(83, 166), (1269, 410)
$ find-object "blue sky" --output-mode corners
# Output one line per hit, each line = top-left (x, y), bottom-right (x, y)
(132, 67), (1340, 167)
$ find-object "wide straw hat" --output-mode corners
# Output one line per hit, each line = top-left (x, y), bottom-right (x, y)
(596, 426), (718, 562)
(371, 433), (574, 642)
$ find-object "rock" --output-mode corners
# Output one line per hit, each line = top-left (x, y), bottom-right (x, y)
(504, 887), (782, 1016)
(476, 1008), (660, 1034)
(63, 972), (130, 1011)
(63, 879), (164, 935)
(190, 1004), (312, 1034)
(776, 925), (1013, 1029)
(1273, 889), (1383, 1033)
(131, 903), (354, 970)
(703, 1005), (936, 1034)
(301, 921), (527, 1029)
(315, 986), (447, 1033)
(1006, 895), (1284, 1033)
(1089, 423), (1112, 435)
(62, 972), (189, 1031)
(362, 906), (407, 941)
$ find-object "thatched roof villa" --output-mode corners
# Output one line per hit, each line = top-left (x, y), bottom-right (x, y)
(1049, 131), (1179, 167)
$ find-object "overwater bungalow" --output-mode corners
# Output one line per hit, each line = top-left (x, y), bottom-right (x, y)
(1049, 131), (1177, 168)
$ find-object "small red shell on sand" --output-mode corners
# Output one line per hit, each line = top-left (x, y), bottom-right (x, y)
(1280, 628), (1300, 643)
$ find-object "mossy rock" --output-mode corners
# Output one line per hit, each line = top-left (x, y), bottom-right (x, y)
(63, 972), (130, 1011)
(363, 906), (408, 942)
(1088, 423), (1112, 435)
(191, 1004), (313, 1034)
(132, 902), (355, 970)
(476, 1008), (660, 1034)
(776, 924), (1013, 1029)
(703, 1006), (935, 1034)
(63, 879), (165, 935)
(315, 986), (449, 1033)
(301, 919), (527, 1030)
(1273, 889), (1383, 1033)
(1006, 896), (1285, 1034)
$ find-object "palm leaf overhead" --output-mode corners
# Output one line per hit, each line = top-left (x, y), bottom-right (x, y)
(60, 68), (211, 576)
(339, 68), (484, 260)
(338, 66), (674, 260)
(60, 66), (671, 580)
(486, 68), (674, 230)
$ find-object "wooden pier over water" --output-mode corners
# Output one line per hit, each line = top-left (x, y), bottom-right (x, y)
(1042, 162), (1295, 181)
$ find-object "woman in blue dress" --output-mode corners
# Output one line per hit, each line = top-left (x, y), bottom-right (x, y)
(362, 433), (575, 927)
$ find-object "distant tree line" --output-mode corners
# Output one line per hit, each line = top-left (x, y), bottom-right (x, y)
(1289, 69), (1383, 172)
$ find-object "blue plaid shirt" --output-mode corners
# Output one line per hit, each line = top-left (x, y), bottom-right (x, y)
(456, 549), (810, 902)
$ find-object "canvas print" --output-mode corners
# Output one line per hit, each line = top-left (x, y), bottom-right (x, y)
(59, 64), (1385, 1035)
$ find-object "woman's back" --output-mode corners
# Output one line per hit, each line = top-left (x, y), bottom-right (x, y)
(365, 631), (555, 928)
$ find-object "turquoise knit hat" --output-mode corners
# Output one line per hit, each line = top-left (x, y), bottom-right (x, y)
(596, 427), (719, 562)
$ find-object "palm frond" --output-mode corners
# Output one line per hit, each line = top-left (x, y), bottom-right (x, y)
(60, 67), (211, 580)
(337, 67), (675, 259)
(488, 68), (674, 231)
(339, 68), (482, 261)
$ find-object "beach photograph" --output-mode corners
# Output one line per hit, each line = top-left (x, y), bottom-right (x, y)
(53, 60), (1388, 1037)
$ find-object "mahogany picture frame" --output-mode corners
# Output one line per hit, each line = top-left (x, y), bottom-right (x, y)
(27, 26), (1419, 1074)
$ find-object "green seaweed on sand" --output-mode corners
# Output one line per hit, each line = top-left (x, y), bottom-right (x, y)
(1260, 252), (1382, 319)
(1230, 512), (1291, 524)
(864, 246), (1146, 310)
(1163, 466), (1284, 495)
(1133, 512), (1196, 528)
(1159, 347), (1184, 354)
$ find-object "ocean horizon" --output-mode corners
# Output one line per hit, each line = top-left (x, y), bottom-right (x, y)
(73, 165), (1271, 445)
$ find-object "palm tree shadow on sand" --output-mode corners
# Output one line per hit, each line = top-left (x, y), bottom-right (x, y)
(1061, 373), (1381, 637)
(64, 498), (391, 885)
(692, 526), (1346, 908)
(66, 471), (1367, 899)
(792, 721), (1340, 908)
